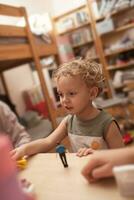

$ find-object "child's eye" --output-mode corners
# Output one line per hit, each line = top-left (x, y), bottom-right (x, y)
(58, 93), (63, 97)
(69, 92), (76, 96)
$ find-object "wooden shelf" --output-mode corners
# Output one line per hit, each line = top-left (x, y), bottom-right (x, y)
(58, 22), (90, 35)
(116, 23), (134, 32)
(101, 23), (134, 36)
(54, 2), (134, 100)
(108, 61), (134, 70)
(96, 5), (133, 21)
(72, 39), (93, 48)
(89, 55), (99, 60)
(105, 46), (134, 57)
(114, 85), (124, 90)
(53, 5), (86, 21)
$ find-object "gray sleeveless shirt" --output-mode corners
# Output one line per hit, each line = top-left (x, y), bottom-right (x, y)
(66, 109), (118, 152)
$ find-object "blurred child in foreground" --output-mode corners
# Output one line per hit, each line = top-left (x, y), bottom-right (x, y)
(0, 101), (30, 148)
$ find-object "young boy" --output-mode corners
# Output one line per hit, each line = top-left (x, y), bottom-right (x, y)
(11, 59), (124, 160)
(0, 101), (30, 148)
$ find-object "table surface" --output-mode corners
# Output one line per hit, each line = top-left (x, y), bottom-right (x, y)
(19, 153), (132, 200)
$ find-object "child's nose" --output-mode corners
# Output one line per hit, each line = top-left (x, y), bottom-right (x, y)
(63, 95), (69, 103)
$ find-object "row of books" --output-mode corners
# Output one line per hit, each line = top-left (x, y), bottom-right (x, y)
(56, 9), (89, 34)
(70, 27), (92, 47)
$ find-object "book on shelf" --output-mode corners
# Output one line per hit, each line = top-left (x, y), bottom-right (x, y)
(70, 27), (92, 46)
(56, 35), (75, 63)
(75, 10), (89, 25)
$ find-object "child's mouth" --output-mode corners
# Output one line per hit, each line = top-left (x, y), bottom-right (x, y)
(65, 106), (73, 110)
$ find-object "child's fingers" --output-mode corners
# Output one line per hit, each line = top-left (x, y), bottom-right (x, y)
(10, 149), (18, 161)
(11, 149), (22, 160)
(81, 155), (111, 182)
(83, 148), (94, 156)
(92, 163), (113, 179)
(77, 148), (94, 157)
(81, 159), (97, 182)
(76, 148), (87, 157)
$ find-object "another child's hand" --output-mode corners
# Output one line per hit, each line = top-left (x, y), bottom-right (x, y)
(76, 147), (94, 157)
(10, 145), (27, 160)
(81, 148), (134, 182)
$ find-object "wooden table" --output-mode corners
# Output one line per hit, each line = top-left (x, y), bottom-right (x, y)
(19, 153), (131, 200)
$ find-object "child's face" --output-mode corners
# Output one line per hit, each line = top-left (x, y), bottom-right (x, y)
(56, 75), (93, 116)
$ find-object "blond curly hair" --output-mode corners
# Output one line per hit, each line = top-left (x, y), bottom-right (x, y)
(53, 58), (105, 95)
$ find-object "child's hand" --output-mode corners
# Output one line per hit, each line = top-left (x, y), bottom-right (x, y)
(81, 148), (134, 182)
(10, 145), (27, 160)
(76, 147), (94, 157)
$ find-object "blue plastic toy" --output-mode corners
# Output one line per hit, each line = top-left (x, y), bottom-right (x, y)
(56, 143), (68, 168)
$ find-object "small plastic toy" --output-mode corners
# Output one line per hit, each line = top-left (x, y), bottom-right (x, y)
(55, 143), (68, 168)
(17, 158), (27, 170)
(21, 179), (35, 196)
(123, 133), (133, 145)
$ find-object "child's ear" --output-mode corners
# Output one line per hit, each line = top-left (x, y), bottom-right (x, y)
(89, 87), (99, 100)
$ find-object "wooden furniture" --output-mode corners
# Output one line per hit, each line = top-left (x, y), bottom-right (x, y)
(53, 4), (112, 98)
(87, 0), (134, 98)
(19, 153), (129, 200)
(0, 4), (58, 129)
(53, 2), (134, 99)
(53, 1), (134, 122)
(87, 0), (134, 123)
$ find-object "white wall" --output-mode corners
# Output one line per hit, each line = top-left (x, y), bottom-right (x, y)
(3, 65), (34, 116)
(51, 0), (86, 17)
(0, 0), (86, 16)
(0, 0), (53, 15)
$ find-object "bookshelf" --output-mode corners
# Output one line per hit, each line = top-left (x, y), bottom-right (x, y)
(91, 1), (134, 98)
(88, 0), (134, 126)
(53, 0), (134, 124)
(53, 5), (97, 61)
(53, 4), (112, 98)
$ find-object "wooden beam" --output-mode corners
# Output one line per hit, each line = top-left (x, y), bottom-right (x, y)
(0, 44), (31, 60)
(22, 7), (58, 129)
(0, 25), (26, 37)
(0, 44), (57, 61)
(86, 0), (112, 98)
(0, 4), (24, 17)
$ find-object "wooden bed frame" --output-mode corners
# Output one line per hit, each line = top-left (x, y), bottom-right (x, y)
(0, 3), (58, 129)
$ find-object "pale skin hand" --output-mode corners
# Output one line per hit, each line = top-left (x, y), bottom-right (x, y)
(76, 148), (94, 157)
(81, 147), (134, 182)
(11, 145), (27, 160)
(11, 119), (67, 160)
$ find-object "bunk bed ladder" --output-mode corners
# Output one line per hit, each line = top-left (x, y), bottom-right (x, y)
(0, 4), (57, 129)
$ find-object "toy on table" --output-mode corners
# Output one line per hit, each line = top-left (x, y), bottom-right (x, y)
(21, 179), (35, 196)
(17, 157), (27, 170)
(55, 142), (68, 168)
(0, 135), (35, 200)
(123, 133), (133, 145)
